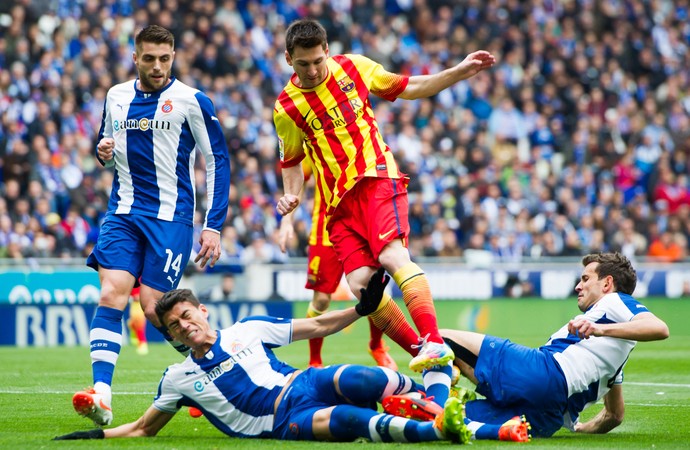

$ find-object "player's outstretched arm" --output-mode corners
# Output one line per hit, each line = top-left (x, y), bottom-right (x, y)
(292, 269), (389, 341)
(574, 385), (624, 434)
(54, 406), (174, 440)
(568, 312), (669, 341)
(399, 50), (496, 100)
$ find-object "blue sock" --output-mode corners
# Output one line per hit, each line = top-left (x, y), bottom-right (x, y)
(154, 324), (190, 356)
(336, 366), (417, 404)
(90, 306), (124, 386)
(329, 405), (443, 442)
(464, 417), (501, 440)
(423, 362), (452, 406)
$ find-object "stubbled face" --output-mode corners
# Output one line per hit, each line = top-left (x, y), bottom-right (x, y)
(163, 301), (215, 355)
(286, 45), (329, 89)
(133, 41), (174, 92)
(574, 262), (609, 312)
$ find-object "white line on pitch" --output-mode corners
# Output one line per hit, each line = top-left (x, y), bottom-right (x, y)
(0, 390), (153, 395)
(626, 382), (690, 388)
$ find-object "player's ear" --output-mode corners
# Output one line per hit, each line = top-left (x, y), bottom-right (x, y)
(285, 50), (292, 66)
(604, 275), (614, 292)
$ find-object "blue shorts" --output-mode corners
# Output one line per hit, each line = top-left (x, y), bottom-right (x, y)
(465, 335), (568, 437)
(273, 365), (353, 440)
(86, 213), (193, 292)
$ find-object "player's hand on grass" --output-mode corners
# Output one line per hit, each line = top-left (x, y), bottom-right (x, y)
(53, 429), (105, 440)
(355, 267), (390, 316)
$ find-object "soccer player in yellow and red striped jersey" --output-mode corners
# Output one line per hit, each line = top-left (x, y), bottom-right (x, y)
(278, 162), (397, 370)
(274, 19), (495, 374)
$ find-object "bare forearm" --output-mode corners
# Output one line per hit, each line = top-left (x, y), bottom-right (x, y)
(292, 308), (361, 341)
(399, 50), (495, 100)
(104, 419), (152, 438)
(282, 164), (304, 197)
(597, 315), (669, 341)
(399, 67), (466, 99)
(570, 312), (669, 342)
(315, 308), (360, 336)
(104, 407), (172, 438)
(575, 409), (622, 434)
(576, 385), (624, 434)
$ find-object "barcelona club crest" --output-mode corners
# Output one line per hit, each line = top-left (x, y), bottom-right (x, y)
(161, 99), (173, 113)
(337, 77), (355, 93)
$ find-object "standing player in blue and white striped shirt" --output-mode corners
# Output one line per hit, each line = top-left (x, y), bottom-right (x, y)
(72, 25), (230, 427)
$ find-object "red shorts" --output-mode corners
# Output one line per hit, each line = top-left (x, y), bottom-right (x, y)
(327, 177), (410, 274)
(305, 241), (343, 294)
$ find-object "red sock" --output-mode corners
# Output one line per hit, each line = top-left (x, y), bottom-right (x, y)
(135, 324), (147, 344)
(368, 317), (384, 350)
(306, 303), (326, 365)
(369, 294), (420, 356)
(393, 263), (442, 343)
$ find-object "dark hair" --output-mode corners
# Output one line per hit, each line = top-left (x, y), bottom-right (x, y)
(135, 25), (174, 53)
(155, 288), (200, 326)
(582, 252), (637, 294)
(285, 19), (327, 55)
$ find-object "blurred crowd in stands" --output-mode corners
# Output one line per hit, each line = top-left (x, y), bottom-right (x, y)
(1, 0), (689, 267)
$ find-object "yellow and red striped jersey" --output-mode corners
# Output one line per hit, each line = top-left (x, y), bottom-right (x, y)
(302, 162), (331, 247)
(274, 54), (408, 216)
(309, 182), (331, 247)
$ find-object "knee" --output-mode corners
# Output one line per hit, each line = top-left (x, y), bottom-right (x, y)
(339, 366), (388, 401)
(311, 292), (331, 311)
(99, 284), (129, 310)
(346, 268), (375, 299)
(377, 247), (410, 274)
(342, 366), (375, 386)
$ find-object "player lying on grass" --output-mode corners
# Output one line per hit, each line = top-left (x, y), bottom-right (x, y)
(55, 270), (479, 443)
(383, 252), (670, 440)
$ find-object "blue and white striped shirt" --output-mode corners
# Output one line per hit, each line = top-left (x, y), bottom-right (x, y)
(153, 316), (297, 438)
(97, 77), (230, 231)
(541, 292), (649, 429)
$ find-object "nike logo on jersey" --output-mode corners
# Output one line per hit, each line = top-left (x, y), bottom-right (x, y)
(378, 229), (397, 240)
(211, 116), (219, 121)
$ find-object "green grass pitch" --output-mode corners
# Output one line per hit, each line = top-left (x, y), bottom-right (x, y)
(1, 298), (688, 449)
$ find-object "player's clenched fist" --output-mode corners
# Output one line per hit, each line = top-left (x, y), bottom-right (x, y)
(276, 194), (300, 216)
(98, 138), (115, 162)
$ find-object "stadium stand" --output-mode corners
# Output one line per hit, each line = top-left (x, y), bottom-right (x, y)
(0, 0), (688, 265)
